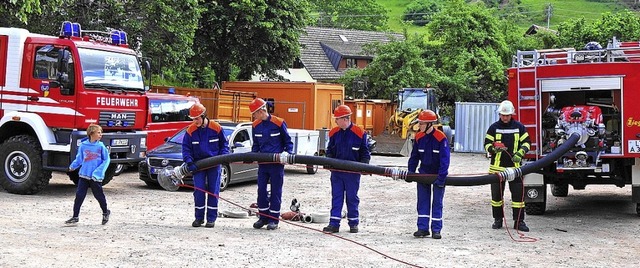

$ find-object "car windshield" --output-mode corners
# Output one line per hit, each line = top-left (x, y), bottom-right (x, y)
(78, 48), (144, 91)
(167, 126), (235, 144)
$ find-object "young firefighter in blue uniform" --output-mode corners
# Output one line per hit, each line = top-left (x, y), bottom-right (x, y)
(407, 110), (450, 239)
(322, 105), (371, 234)
(249, 98), (294, 230)
(182, 103), (229, 228)
(484, 100), (531, 232)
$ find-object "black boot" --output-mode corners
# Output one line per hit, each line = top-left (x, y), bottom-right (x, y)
(323, 225), (339, 233)
(514, 221), (529, 232)
(192, 219), (204, 227)
(253, 219), (268, 229)
(413, 229), (430, 238)
(102, 210), (111, 225)
(491, 218), (503, 229)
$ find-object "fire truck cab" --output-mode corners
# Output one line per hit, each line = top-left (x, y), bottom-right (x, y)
(508, 37), (640, 215)
(0, 22), (149, 194)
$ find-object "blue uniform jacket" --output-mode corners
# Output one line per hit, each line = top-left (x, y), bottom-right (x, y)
(182, 120), (229, 165)
(408, 129), (450, 185)
(326, 123), (371, 164)
(252, 115), (293, 154)
(69, 138), (110, 182)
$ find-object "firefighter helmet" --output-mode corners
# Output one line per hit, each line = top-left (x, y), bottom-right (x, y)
(418, 110), (438, 123)
(249, 98), (267, 114)
(498, 100), (516, 115)
(333, 105), (352, 118)
(188, 103), (206, 119)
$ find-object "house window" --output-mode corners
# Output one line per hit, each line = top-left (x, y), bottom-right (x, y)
(346, 58), (358, 69)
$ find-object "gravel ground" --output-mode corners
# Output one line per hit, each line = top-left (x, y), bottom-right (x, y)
(1, 153), (639, 268)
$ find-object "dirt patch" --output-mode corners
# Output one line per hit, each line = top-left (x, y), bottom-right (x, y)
(1, 153), (639, 267)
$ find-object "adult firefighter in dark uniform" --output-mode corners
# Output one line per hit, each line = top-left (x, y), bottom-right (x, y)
(249, 98), (294, 231)
(484, 100), (531, 232)
(407, 110), (450, 239)
(182, 103), (229, 228)
(322, 105), (371, 234)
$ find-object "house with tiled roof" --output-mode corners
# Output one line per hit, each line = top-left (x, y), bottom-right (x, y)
(253, 26), (404, 82)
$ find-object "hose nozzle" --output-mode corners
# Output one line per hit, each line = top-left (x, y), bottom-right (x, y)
(157, 164), (188, 191)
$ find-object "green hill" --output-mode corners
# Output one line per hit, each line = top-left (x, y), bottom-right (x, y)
(378, 0), (630, 35)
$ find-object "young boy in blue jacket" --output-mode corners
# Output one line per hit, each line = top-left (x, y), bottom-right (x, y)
(66, 124), (111, 225)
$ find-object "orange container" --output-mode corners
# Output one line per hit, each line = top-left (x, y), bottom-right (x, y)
(344, 99), (394, 136)
(222, 81), (344, 130)
(151, 86), (257, 122)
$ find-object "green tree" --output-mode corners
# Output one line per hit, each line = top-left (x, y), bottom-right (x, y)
(313, 0), (388, 31)
(193, 0), (310, 85)
(427, 0), (510, 105)
(0, 0), (42, 25)
(339, 34), (437, 100)
(402, 0), (443, 26)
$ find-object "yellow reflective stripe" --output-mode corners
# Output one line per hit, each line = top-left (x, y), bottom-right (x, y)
(496, 133), (502, 141)
(520, 132), (529, 141)
(485, 143), (493, 151)
(492, 153), (502, 167)
(491, 200), (504, 207)
(512, 201), (525, 208)
(489, 166), (505, 173)
(514, 133), (520, 154)
(522, 143), (531, 150)
(486, 134), (495, 141)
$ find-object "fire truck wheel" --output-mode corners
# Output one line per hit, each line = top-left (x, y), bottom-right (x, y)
(551, 184), (569, 197)
(67, 164), (116, 186)
(0, 135), (52, 194)
(525, 202), (546, 215)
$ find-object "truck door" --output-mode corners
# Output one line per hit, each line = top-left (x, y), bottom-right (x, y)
(26, 44), (77, 128)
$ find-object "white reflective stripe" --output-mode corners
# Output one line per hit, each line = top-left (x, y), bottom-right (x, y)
(255, 134), (263, 137)
(270, 132), (280, 137)
(417, 215), (430, 218)
(418, 149), (425, 152)
(207, 206), (218, 210)
(431, 218), (443, 221)
(269, 209), (280, 213)
(258, 207), (269, 211)
(496, 129), (519, 134)
(192, 141), (199, 144)
(209, 139), (219, 143)
(351, 147), (360, 151)
(330, 216), (342, 220)
(194, 206), (205, 210)
(433, 150), (439, 153)
(347, 217), (358, 221)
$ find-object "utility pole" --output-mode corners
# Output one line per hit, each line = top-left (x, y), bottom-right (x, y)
(546, 3), (553, 28)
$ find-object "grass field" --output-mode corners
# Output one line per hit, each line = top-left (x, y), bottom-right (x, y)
(377, 0), (630, 35)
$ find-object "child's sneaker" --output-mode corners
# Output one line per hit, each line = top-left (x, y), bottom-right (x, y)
(102, 210), (111, 225)
(65, 217), (79, 225)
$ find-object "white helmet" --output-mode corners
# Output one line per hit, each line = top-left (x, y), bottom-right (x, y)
(498, 100), (515, 115)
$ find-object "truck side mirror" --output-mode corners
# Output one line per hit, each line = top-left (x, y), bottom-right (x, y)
(57, 49), (70, 73)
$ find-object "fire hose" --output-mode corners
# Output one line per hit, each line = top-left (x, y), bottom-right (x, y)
(157, 133), (580, 191)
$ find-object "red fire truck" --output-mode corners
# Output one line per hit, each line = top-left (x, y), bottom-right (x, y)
(508, 38), (640, 215)
(0, 22), (149, 194)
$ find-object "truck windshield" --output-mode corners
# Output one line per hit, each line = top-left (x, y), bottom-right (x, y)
(400, 90), (428, 110)
(78, 48), (144, 91)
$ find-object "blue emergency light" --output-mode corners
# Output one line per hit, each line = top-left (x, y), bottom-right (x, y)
(60, 21), (73, 37)
(60, 21), (82, 37)
(119, 31), (127, 45)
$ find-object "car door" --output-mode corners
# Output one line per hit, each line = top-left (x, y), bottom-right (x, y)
(229, 124), (258, 181)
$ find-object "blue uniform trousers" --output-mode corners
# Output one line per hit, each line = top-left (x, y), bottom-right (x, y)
(193, 165), (221, 222)
(329, 172), (361, 227)
(417, 183), (445, 232)
(257, 164), (284, 224)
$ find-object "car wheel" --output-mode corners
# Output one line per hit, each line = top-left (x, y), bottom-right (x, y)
(220, 165), (231, 192)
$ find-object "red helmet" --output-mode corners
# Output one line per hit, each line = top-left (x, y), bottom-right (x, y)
(418, 110), (437, 123)
(188, 103), (206, 119)
(249, 98), (267, 114)
(333, 105), (352, 118)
